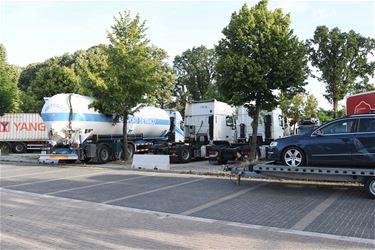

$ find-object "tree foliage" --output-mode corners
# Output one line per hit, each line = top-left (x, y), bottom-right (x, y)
(173, 46), (220, 113)
(19, 45), (110, 112)
(0, 44), (20, 114)
(22, 64), (82, 112)
(216, 0), (308, 160)
(317, 108), (345, 124)
(304, 94), (318, 118)
(87, 11), (173, 160)
(280, 93), (318, 127)
(307, 26), (375, 117)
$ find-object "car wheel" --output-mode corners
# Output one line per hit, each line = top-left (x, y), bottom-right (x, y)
(365, 177), (375, 199)
(12, 142), (27, 153)
(282, 146), (305, 167)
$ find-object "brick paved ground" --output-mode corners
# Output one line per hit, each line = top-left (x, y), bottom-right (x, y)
(1, 163), (374, 249)
(1, 189), (374, 249)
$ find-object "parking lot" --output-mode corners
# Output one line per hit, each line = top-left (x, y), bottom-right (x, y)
(1, 162), (375, 248)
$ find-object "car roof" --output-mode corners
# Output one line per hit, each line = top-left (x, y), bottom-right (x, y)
(343, 113), (375, 118)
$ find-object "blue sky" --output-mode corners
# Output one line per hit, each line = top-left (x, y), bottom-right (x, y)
(1, 0), (374, 109)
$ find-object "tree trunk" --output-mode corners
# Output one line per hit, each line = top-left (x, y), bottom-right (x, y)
(250, 104), (261, 162)
(123, 114), (129, 161)
(333, 99), (338, 118)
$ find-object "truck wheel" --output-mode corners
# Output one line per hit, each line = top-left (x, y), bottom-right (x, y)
(0, 142), (11, 155)
(12, 142), (27, 153)
(97, 144), (111, 164)
(365, 177), (375, 199)
(119, 144), (135, 160)
(179, 147), (191, 163)
(127, 144), (135, 159)
(282, 146), (305, 167)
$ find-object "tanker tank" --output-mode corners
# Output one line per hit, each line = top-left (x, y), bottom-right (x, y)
(41, 93), (171, 145)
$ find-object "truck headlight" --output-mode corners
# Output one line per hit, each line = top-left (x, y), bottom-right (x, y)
(270, 141), (278, 147)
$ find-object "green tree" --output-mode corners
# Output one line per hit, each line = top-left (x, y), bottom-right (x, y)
(216, 1), (308, 160)
(173, 45), (219, 113)
(304, 94), (318, 118)
(88, 11), (172, 161)
(279, 94), (305, 129)
(307, 26), (375, 117)
(0, 44), (20, 114)
(317, 108), (345, 124)
(75, 44), (110, 97)
(22, 64), (82, 112)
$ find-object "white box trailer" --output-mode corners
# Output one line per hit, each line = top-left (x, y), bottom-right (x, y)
(0, 113), (49, 153)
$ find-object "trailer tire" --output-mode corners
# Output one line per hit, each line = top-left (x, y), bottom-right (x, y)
(97, 144), (111, 164)
(282, 146), (305, 167)
(12, 142), (27, 153)
(119, 144), (135, 160)
(179, 147), (191, 163)
(365, 177), (375, 199)
(127, 143), (135, 159)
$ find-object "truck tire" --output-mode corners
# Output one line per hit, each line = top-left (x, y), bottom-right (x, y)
(97, 144), (111, 164)
(12, 142), (27, 153)
(282, 146), (305, 167)
(119, 144), (135, 160)
(365, 177), (375, 199)
(179, 147), (191, 163)
(127, 144), (135, 159)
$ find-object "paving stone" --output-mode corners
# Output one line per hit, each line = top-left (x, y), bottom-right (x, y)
(305, 189), (375, 239)
(192, 183), (336, 229)
(111, 178), (249, 214)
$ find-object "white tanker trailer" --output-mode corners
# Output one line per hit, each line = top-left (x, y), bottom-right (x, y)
(39, 93), (184, 163)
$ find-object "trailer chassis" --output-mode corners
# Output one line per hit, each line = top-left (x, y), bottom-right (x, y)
(225, 162), (375, 199)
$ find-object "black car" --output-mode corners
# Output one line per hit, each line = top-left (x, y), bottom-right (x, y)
(268, 114), (375, 167)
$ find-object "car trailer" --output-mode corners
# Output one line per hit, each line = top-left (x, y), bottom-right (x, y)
(225, 162), (375, 199)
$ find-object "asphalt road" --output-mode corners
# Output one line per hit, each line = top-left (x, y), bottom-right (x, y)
(1, 162), (374, 249)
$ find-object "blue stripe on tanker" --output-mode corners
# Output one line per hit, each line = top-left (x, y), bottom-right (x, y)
(41, 113), (170, 125)
(175, 127), (184, 137)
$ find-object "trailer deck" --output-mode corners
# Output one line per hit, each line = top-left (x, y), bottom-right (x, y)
(226, 162), (375, 198)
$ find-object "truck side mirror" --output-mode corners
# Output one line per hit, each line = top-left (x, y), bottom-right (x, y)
(225, 116), (234, 127)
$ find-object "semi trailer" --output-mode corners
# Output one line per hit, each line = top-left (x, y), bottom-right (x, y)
(152, 99), (237, 163)
(152, 100), (289, 163)
(39, 93), (184, 163)
(0, 113), (49, 153)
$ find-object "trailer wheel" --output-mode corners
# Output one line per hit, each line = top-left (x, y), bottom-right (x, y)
(0, 142), (11, 155)
(119, 144), (135, 160)
(127, 144), (135, 159)
(282, 146), (305, 167)
(365, 177), (375, 199)
(97, 144), (111, 164)
(12, 142), (27, 153)
(179, 147), (191, 163)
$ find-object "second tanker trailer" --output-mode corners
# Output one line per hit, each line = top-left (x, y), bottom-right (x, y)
(40, 93), (184, 163)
